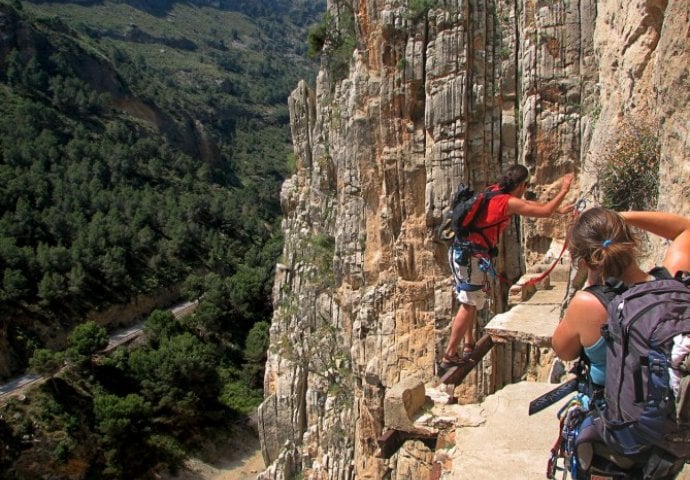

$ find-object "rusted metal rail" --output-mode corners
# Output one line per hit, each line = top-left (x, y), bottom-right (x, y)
(439, 334), (494, 403)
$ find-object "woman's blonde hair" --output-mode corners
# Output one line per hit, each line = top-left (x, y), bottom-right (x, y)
(568, 207), (639, 278)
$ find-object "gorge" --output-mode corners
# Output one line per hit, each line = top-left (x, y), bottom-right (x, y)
(258, 0), (690, 478)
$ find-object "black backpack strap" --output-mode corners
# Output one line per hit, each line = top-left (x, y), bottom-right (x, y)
(648, 265), (690, 287)
(675, 270), (690, 287)
(463, 189), (504, 229)
(584, 282), (625, 344)
(584, 283), (621, 308)
(464, 189), (506, 254)
(468, 191), (505, 230)
(649, 266), (673, 280)
(474, 190), (504, 225)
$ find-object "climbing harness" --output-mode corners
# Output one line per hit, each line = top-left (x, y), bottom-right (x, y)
(449, 241), (485, 293)
(541, 357), (598, 480)
(477, 255), (509, 289)
(548, 393), (591, 479)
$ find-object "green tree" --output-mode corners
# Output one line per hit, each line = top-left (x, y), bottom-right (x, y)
(219, 380), (263, 415)
(67, 263), (88, 295)
(93, 393), (153, 478)
(244, 321), (270, 364)
(37, 271), (68, 305)
(144, 309), (183, 346)
(67, 321), (108, 358)
(182, 274), (205, 301)
(127, 333), (220, 427)
(242, 320), (270, 388)
(184, 302), (224, 340)
(94, 393), (152, 438)
(226, 265), (270, 322)
(29, 348), (65, 376)
(307, 14), (331, 58)
(1, 268), (29, 303)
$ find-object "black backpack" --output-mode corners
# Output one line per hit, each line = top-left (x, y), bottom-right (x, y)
(587, 267), (690, 460)
(437, 183), (504, 248)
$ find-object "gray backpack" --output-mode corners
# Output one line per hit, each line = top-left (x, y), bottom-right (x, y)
(589, 267), (690, 459)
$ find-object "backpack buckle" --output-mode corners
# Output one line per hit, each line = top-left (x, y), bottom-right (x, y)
(675, 270), (690, 288)
(600, 324), (611, 342)
(478, 257), (491, 273)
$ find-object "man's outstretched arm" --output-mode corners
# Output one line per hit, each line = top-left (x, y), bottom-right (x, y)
(506, 173), (574, 218)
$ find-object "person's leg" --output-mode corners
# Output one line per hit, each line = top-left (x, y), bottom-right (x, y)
(462, 309), (476, 356)
(442, 254), (487, 368)
(444, 302), (476, 359)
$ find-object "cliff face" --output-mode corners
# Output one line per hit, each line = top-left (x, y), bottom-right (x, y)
(259, 0), (690, 479)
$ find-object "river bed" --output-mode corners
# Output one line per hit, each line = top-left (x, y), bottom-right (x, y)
(161, 422), (265, 480)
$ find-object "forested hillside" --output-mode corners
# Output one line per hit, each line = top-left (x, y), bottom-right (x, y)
(0, 0), (324, 477)
(0, 0), (322, 370)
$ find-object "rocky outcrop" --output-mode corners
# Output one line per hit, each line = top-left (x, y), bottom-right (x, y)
(259, 0), (690, 479)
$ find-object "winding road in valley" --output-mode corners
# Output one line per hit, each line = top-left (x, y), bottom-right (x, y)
(0, 300), (198, 400)
(1, 299), (267, 477)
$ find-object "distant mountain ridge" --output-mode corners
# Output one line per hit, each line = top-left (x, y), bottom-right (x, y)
(27, 0), (322, 23)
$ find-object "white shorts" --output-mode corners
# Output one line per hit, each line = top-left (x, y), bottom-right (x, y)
(449, 248), (489, 310)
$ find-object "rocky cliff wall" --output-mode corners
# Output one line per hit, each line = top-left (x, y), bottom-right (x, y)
(259, 1), (690, 479)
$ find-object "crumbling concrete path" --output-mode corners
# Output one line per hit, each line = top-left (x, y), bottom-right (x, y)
(447, 381), (569, 479)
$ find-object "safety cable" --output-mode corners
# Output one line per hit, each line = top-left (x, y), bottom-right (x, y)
(522, 187), (597, 287)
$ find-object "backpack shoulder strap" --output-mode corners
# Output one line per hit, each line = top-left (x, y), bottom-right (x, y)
(649, 266), (673, 280)
(649, 265), (690, 287)
(469, 189), (507, 230)
(480, 187), (506, 207)
(675, 270), (690, 287)
(483, 188), (504, 200)
(584, 280), (625, 308)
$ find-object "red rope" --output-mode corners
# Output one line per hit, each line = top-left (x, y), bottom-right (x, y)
(484, 206), (580, 288)
(522, 240), (569, 287)
(520, 205), (582, 287)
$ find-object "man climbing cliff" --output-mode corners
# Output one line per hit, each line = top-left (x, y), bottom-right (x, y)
(439, 165), (574, 373)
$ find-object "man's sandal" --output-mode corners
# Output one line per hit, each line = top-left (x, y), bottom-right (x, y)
(438, 344), (477, 375)
(438, 353), (465, 374)
(462, 343), (475, 360)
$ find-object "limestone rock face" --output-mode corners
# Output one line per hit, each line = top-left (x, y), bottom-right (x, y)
(259, 1), (690, 479)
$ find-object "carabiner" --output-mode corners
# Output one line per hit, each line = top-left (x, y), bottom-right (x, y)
(575, 198), (587, 213)
(478, 257), (491, 273)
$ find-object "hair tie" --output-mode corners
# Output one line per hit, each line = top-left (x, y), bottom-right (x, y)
(602, 239), (613, 248)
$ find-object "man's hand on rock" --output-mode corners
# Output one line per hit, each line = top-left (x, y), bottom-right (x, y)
(560, 173), (574, 192)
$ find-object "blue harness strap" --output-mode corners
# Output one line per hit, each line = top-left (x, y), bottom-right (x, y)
(448, 241), (489, 292)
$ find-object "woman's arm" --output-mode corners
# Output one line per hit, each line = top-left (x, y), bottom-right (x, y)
(620, 211), (690, 241)
(664, 230), (690, 276)
(552, 296), (585, 361)
(552, 291), (608, 360)
(620, 211), (690, 276)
